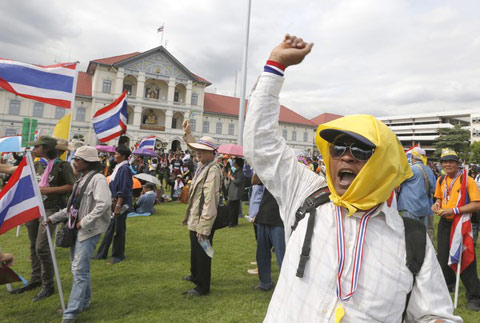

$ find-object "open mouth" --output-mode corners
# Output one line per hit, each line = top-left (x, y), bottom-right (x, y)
(338, 169), (357, 186)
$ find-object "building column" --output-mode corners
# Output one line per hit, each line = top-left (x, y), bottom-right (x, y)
(167, 77), (175, 103)
(165, 109), (173, 130)
(114, 68), (125, 96)
(186, 80), (192, 105)
(136, 72), (145, 99)
(133, 105), (142, 126)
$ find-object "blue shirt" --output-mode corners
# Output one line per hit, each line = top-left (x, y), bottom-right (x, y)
(110, 164), (133, 207)
(397, 162), (436, 218)
(135, 191), (156, 214)
(248, 184), (265, 220)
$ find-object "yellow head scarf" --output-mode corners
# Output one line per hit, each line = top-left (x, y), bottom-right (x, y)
(315, 115), (412, 215)
(411, 148), (427, 165)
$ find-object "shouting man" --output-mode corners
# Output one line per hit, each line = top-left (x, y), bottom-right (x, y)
(244, 34), (460, 322)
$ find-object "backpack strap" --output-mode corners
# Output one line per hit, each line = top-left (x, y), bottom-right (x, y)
(413, 163), (430, 197)
(294, 187), (331, 278)
(401, 216), (426, 320)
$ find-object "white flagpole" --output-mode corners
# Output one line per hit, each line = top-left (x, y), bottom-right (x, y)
(237, 0), (252, 146)
(16, 225), (20, 237)
(67, 62), (79, 141)
(26, 151), (66, 311)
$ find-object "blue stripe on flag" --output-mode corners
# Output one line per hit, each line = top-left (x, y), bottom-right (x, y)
(0, 176), (36, 226)
(0, 64), (73, 92)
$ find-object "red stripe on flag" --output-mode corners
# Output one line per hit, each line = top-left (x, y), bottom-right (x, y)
(0, 78), (72, 109)
(93, 91), (128, 117)
(0, 206), (41, 235)
(98, 130), (124, 143)
(0, 157), (26, 200)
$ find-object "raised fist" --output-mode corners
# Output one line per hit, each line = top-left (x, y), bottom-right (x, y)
(269, 34), (314, 68)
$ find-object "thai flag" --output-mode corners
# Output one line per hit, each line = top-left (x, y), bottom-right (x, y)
(0, 136), (22, 153)
(92, 91), (128, 143)
(0, 155), (43, 234)
(448, 168), (475, 273)
(138, 136), (156, 150)
(0, 59), (77, 109)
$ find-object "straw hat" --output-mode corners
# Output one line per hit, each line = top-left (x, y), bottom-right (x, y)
(55, 138), (73, 152)
(74, 146), (100, 162)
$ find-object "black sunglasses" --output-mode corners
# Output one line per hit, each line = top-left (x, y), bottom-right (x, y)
(329, 143), (374, 162)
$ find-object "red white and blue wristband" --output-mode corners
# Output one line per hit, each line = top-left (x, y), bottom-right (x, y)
(453, 207), (461, 215)
(264, 60), (286, 77)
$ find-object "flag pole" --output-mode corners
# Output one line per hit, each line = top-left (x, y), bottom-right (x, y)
(453, 164), (468, 308)
(67, 62), (80, 141)
(16, 225), (20, 237)
(26, 151), (66, 311)
(237, 0), (252, 146)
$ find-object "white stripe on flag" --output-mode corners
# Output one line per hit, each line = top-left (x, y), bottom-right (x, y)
(92, 98), (126, 123)
(0, 60), (76, 77)
(9, 82), (73, 100)
(2, 196), (43, 222)
(0, 165), (33, 211)
(96, 125), (124, 140)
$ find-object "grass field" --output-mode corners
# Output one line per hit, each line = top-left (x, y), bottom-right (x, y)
(0, 202), (479, 322)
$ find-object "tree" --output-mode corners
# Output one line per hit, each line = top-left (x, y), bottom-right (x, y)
(470, 142), (480, 164)
(434, 123), (470, 160)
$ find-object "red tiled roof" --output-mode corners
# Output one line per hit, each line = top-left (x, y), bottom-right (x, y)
(76, 72), (92, 97)
(310, 113), (343, 125)
(204, 93), (316, 127)
(193, 73), (211, 86)
(91, 52), (141, 65)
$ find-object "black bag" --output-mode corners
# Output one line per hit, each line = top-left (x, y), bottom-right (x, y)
(55, 171), (99, 248)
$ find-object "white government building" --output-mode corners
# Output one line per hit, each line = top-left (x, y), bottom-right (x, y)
(0, 46), (317, 154)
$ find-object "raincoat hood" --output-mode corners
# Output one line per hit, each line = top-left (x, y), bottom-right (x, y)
(315, 114), (412, 215)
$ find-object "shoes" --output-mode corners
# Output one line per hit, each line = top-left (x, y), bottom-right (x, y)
(250, 261), (257, 265)
(107, 258), (122, 265)
(9, 281), (41, 294)
(92, 254), (106, 260)
(33, 287), (54, 302)
(253, 284), (272, 292)
(182, 275), (194, 283)
(182, 288), (201, 296)
(247, 268), (258, 275)
(466, 301), (480, 311)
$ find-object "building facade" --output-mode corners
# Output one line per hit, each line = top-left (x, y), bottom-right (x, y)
(0, 46), (317, 154)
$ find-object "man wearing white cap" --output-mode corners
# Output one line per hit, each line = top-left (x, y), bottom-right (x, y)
(46, 146), (111, 322)
(181, 120), (221, 296)
(398, 147), (436, 242)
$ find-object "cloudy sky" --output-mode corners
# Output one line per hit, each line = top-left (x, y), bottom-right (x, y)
(1, 0), (479, 119)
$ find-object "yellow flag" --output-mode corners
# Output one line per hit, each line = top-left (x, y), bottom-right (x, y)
(53, 112), (71, 160)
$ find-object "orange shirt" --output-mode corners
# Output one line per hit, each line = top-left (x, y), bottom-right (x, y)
(434, 174), (480, 209)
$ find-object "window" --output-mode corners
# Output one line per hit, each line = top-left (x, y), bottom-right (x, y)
(304, 132), (308, 142)
(282, 129), (287, 140)
(191, 93), (198, 106)
(76, 107), (86, 121)
(5, 128), (17, 136)
(9, 99), (20, 115)
(102, 80), (112, 93)
(228, 124), (234, 135)
(292, 131), (297, 141)
(203, 121), (210, 133)
(172, 117), (177, 129)
(55, 107), (65, 119)
(190, 119), (196, 132)
(216, 122), (222, 134)
(123, 84), (132, 95)
(174, 91), (179, 102)
(32, 102), (44, 117)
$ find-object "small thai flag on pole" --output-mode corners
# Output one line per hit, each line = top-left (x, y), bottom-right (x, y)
(92, 91), (128, 143)
(0, 59), (77, 109)
(0, 154), (43, 234)
(138, 136), (156, 150)
(157, 25), (164, 33)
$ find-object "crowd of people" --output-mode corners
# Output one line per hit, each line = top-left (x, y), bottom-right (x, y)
(1, 34), (480, 322)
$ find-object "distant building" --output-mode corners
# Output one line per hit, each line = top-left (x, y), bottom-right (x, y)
(310, 113), (343, 126)
(378, 111), (475, 153)
(0, 46), (317, 154)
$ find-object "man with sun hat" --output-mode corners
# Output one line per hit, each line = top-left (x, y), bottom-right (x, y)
(243, 34), (460, 322)
(181, 120), (221, 296)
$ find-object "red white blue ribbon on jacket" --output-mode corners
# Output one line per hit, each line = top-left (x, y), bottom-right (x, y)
(443, 171), (462, 203)
(335, 205), (378, 302)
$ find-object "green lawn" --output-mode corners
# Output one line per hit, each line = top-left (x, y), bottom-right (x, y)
(0, 202), (479, 322)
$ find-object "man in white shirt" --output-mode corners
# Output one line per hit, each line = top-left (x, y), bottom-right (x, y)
(243, 34), (461, 322)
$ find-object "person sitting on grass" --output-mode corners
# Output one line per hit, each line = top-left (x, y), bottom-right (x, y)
(172, 175), (184, 201)
(129, 184), (157, 217)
